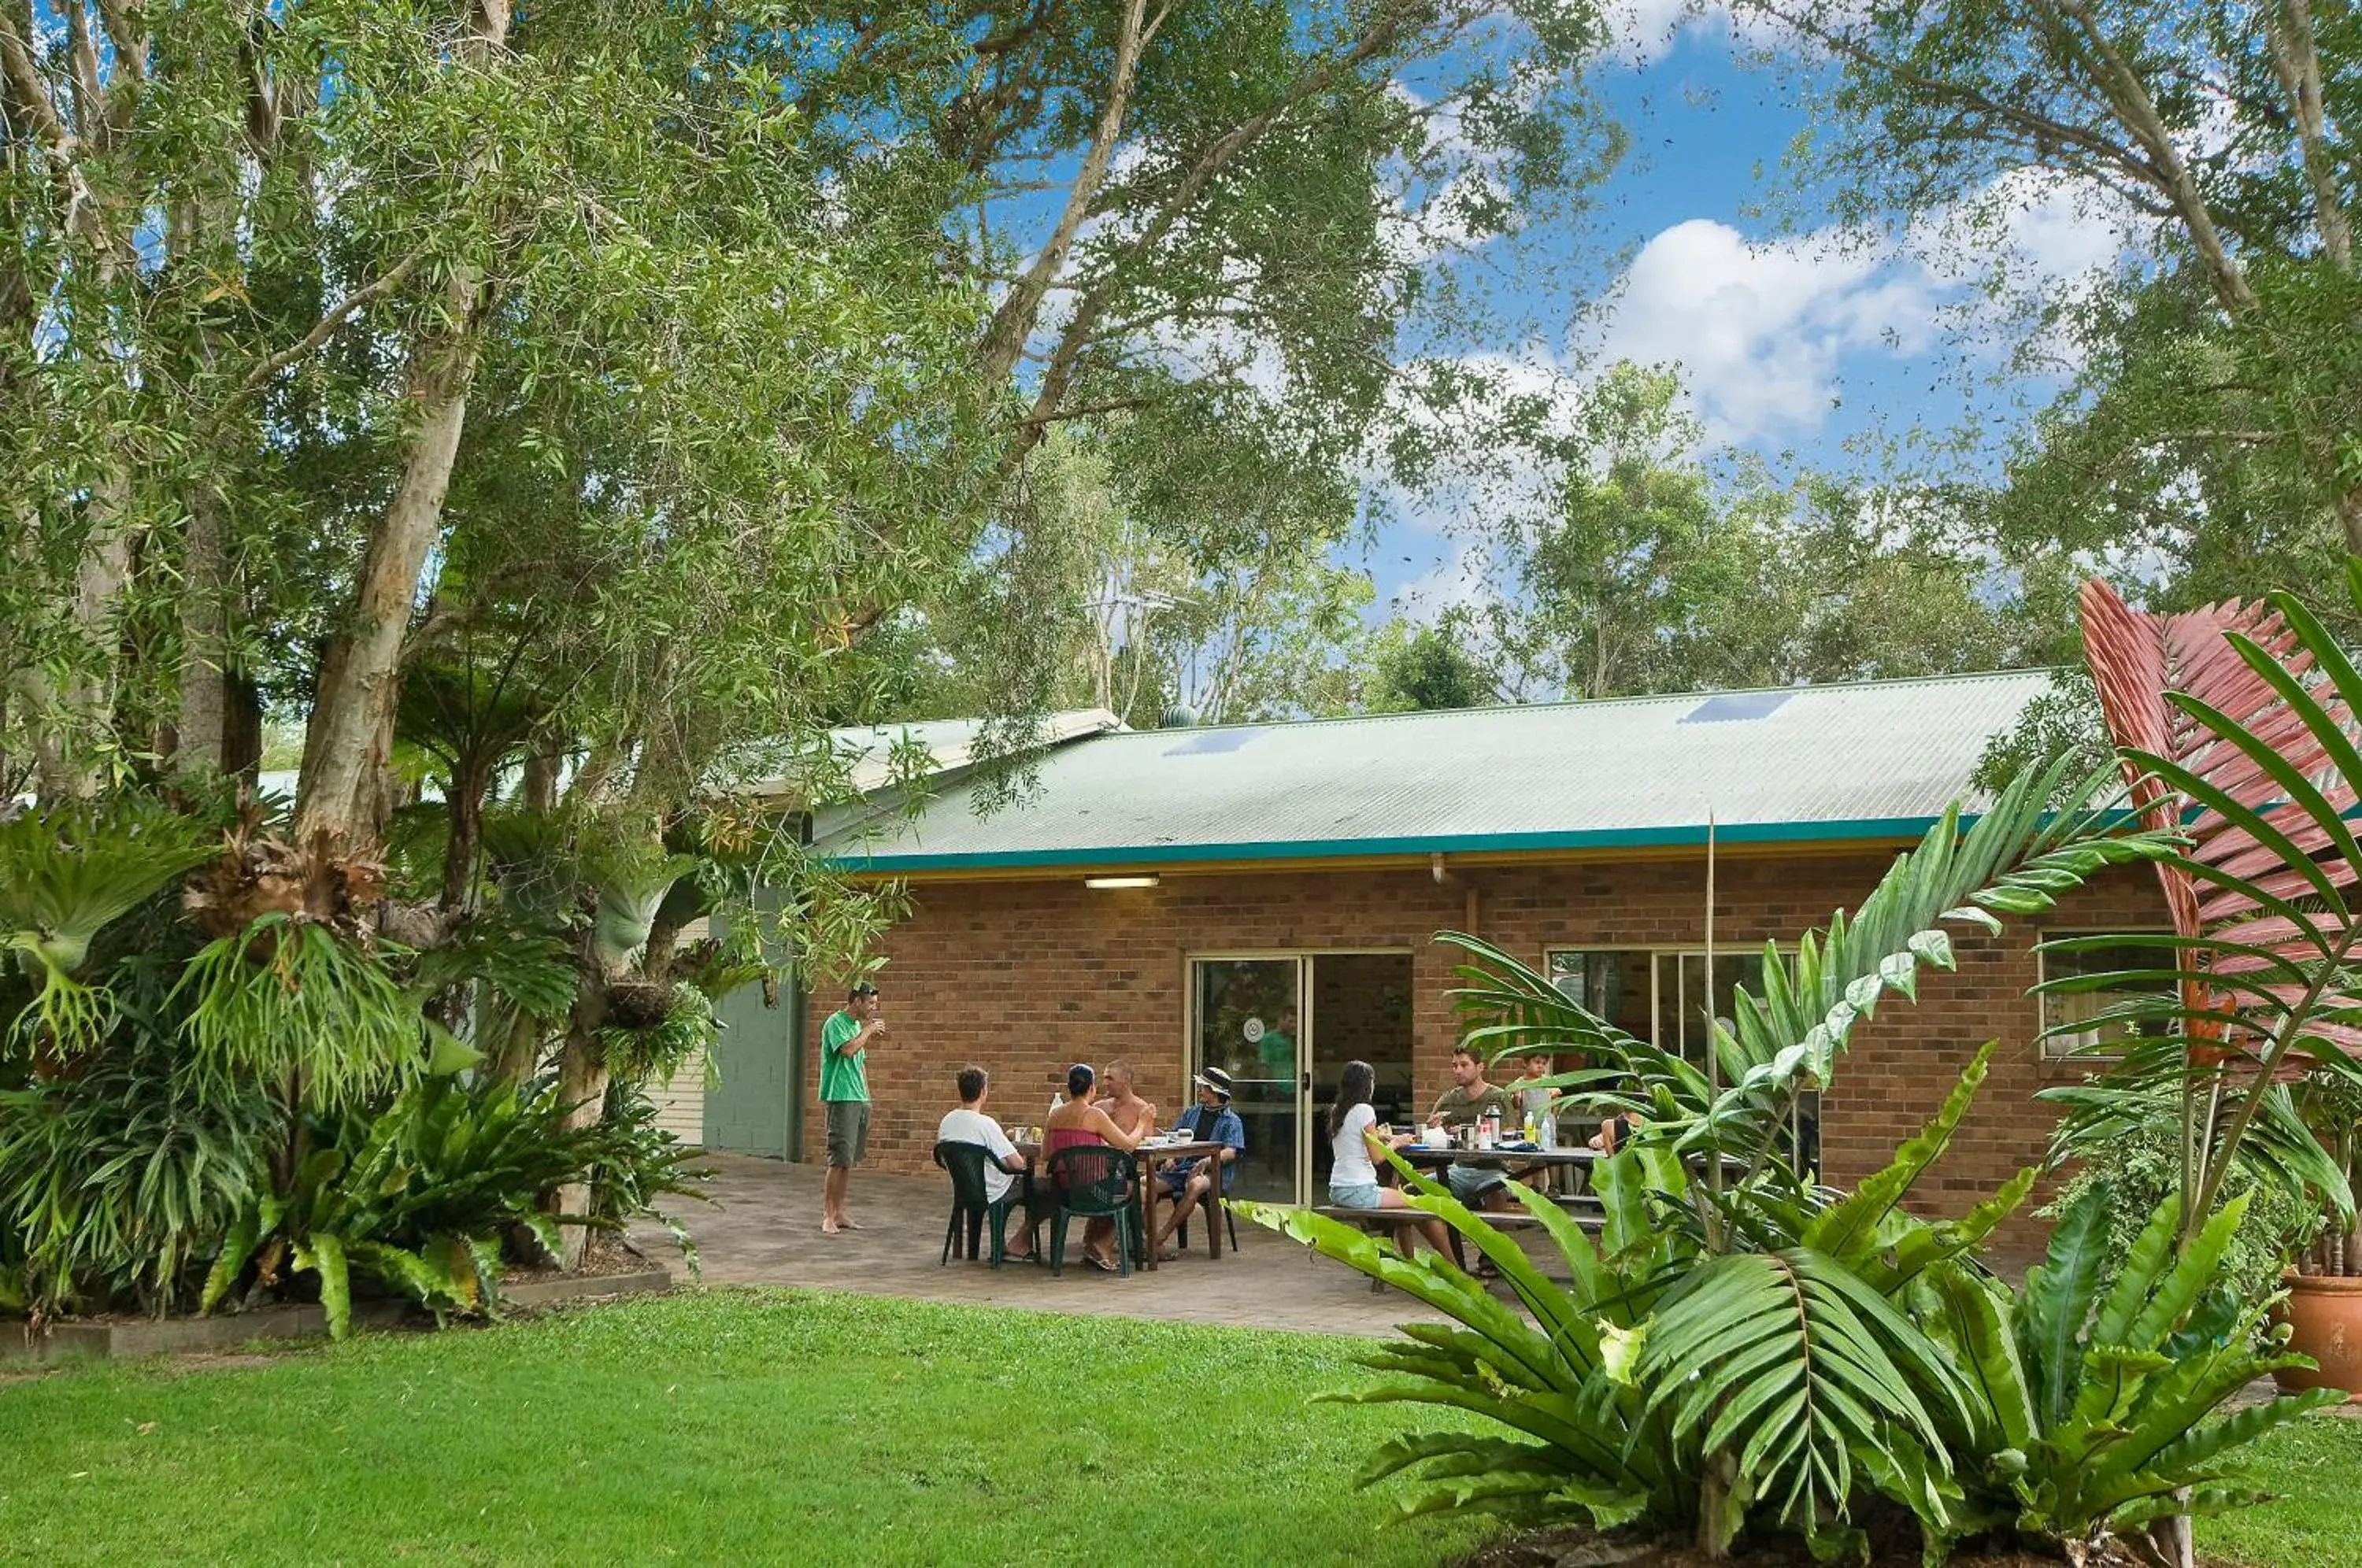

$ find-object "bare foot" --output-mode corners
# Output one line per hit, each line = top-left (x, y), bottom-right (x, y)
(836, 1215), (863, 1231)
(821, 1218), (841, 1235)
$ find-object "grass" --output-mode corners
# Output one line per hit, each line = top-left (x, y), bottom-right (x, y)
(2192, 1408), (2362, 1567)
(5, 1288), (2356, 1566)
(0, 1289), (1494, 1567)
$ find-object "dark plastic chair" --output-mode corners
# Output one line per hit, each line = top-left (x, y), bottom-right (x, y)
(1175, 1192), (1240, 1255)
(1046, 1145), (1138, 1278)
(934, 1140), (1027, 1267)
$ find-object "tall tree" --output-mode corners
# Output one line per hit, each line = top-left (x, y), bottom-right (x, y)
(1467, 364), (2016, 701)
(1749, 0), (2362, 605)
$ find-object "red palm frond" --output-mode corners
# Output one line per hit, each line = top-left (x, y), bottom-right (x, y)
(2078, 578), (2362, 1062)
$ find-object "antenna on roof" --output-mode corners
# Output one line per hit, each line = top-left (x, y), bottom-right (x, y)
(1705, 812), (1722, 1204)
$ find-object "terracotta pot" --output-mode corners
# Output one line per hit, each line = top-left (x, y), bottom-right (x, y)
(2273, 1270), (2362, 1400)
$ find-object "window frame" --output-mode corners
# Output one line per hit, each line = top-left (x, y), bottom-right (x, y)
(2036, 928), (2177, 1062)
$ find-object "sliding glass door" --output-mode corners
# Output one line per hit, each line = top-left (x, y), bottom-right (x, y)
(1189, 951), (1416, 1205)
(1190, 958), (1301, 1204)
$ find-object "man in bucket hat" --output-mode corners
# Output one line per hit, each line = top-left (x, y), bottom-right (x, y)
(1150, 1067), (1246, 1259)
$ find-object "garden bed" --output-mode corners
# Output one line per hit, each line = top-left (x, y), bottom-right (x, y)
(1, 1263), (670, 1365)
(1454, 1526), (2208, 1568)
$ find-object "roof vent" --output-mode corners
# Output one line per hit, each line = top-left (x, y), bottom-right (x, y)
(1679, 692), (1794, 724)
(1158, 703), (1198, 730)
(1164, 727), (1263, 756)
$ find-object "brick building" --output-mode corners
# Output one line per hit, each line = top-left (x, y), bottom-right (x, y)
(707, 673), (2159, 1241)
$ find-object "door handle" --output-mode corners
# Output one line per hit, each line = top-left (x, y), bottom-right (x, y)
(1300, 1071), (1311, 1093)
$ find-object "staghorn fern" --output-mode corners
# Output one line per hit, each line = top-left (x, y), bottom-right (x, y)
(175, 915), (423, 1114)
(0, 800), (214, 1056)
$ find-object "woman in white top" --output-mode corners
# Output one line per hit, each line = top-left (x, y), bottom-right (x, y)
(1327, 1059), (1452, 1260)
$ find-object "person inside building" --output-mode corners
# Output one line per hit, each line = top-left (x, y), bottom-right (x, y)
(1042, 1063), (1144, 1273)
(1150, 1067), (1246, 1259)
(1098, 1059), (1157, 1142)
(935, 1066), (1038, 1261)
(1327, 1059), (1453, 1260)
(1426, 1043), (1515, 1213)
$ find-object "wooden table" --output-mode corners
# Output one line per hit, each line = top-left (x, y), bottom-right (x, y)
(1131, 1138), (1227, 1270)
(1012, 1137), (1228, 1271)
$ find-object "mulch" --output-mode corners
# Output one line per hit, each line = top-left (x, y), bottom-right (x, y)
(1451, 1525), (2221, 1568)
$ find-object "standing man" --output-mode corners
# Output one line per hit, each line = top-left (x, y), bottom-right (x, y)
(820, 981), (884, 1236)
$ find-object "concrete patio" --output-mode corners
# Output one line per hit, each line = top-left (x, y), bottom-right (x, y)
(626, 1152), (1456, 1338)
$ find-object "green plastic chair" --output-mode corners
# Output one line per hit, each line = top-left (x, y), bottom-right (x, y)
(934, 1140), (1029, 1267)
(1046, 1145), (1138, 1278)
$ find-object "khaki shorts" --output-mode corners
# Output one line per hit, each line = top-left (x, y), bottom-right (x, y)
(825, 1100), (871, 1168)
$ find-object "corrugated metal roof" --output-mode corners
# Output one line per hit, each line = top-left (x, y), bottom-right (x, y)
(815, 671), (2055, 872)
(750, 708), (1124, 800)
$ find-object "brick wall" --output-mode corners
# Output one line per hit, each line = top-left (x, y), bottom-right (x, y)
(804, 851), (2166, 1250)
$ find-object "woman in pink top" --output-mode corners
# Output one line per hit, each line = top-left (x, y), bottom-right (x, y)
(1041, 1063), (1143, 1272)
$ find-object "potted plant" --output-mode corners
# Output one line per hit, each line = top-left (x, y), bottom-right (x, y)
(2275, 1073), (2362, 1395)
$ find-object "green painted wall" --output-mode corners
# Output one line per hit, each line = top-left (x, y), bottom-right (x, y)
(700, 900), (805, 1159)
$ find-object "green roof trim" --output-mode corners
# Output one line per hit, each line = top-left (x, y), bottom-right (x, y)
(828, 812), (1954, 875)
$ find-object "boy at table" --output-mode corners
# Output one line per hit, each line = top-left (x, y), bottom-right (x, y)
(1150, 1067), (1246, 1260)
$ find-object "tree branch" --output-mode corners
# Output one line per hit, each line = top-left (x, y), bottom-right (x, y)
(0, 6), (65, 153)
(976, 0), (1152, 387)
(231, 249), (427, 405)
(2260, 0), (2350, 272)
(2055, 0), (2255, 314)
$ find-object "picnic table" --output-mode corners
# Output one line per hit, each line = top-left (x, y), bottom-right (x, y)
(1010, 1136), (1228, 1272)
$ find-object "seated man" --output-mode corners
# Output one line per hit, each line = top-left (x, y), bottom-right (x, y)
(1150, 1067), (1246, 1259)
(1426, 1045), (1515, 1212)
(935, 1066), (1037, 1260)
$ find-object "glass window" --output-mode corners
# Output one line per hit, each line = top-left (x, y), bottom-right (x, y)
(1546, 950), (1653, 1042)
(2040, 934), (2174, 1059)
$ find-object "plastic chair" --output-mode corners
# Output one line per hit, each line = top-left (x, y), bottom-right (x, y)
(934, 1140), (1026, 1267)
(1046, 1145), (1138, 1278)
(1173, 1183), (1240, 1255)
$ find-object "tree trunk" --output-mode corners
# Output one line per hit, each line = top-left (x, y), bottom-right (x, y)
(553, 977), (613, 1270)
(440, 759), (491, 912)
(295, 330), (483, 851)
(291, 0), (510, 853)
(175, 483), (231, 776)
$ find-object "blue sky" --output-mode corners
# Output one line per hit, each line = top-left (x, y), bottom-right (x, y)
(1364, 9), (2131, 619)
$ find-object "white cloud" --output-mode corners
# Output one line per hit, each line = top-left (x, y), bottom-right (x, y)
(1578, 218), (1946, 446)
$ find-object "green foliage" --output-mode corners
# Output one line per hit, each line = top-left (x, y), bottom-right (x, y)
(1927, 1189), (2341, 1544)
(1361, 618), (1496, 713)
(581, 1082), (711, 1277)
(0, 993), (277, 1320)
(202, 1075), (633, 1338)
(2043, 1126), (2323, 1313)
(176, 916), (423, 1115)
(0, 801), (215, 1056)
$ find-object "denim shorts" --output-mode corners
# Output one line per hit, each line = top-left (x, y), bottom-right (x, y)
(1327, 1182), (1383, 1209)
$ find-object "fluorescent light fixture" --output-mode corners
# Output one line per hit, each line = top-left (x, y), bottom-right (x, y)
(1083, 874), (1160, 889)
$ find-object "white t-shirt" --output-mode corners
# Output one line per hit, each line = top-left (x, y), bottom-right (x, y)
(1330, 1102), (1379, 1189)
(937, 1108), (1020, 1204)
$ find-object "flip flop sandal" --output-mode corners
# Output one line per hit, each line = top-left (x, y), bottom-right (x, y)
(1086, 1252), (1119, 1274)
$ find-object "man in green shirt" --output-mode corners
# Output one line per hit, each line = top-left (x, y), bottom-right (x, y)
(820, 981), (884, 1236)
(1427, 1045), (1513, 1211)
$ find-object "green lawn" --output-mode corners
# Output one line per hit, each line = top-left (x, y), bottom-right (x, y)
(0, 1289), (1494, 1567)
(2194, 1407), (2362, 1567)
(3, 1289), (2355, 1567)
